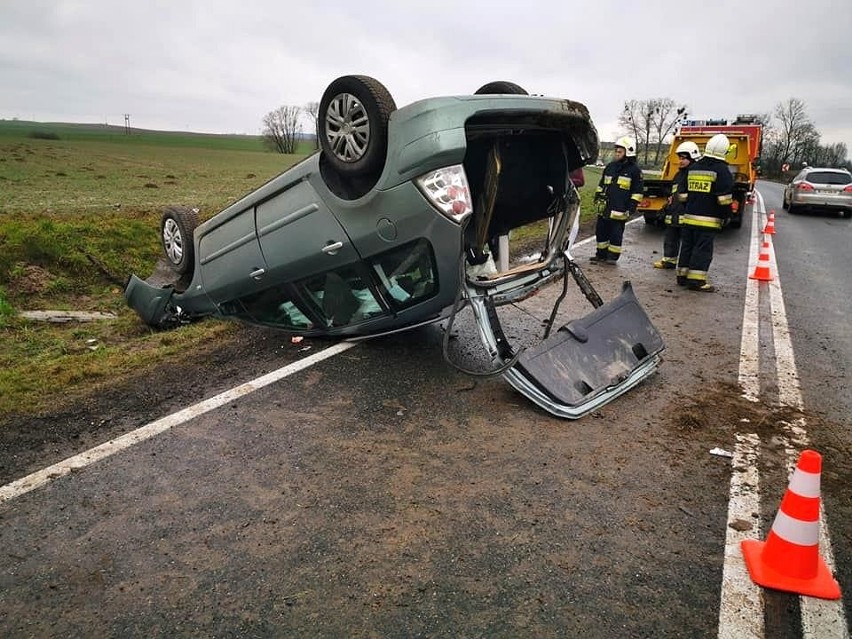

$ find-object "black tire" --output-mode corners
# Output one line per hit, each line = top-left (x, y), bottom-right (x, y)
(318, 75), (396, 178)
(788, 202), (798, 215)
(474, 81), (528, 95)
(729, 215), (743, 229)
(160, 206), (199, 275)
(781, 193), (788, 210)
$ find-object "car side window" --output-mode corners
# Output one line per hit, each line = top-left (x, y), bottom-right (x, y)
(369, 239), (438, 310)
(238, 285), (314, 330)
(299, 267), (385, 328)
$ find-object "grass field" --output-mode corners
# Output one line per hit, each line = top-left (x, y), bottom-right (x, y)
(0, 121), (602, 418)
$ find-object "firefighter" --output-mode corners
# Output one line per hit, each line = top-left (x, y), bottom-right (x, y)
(591, 136), (643, 263)
(653, 141), (701, 270)
(676, 133), (734, 292)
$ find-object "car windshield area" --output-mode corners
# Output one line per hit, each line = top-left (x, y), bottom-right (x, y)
(806, 171), (851, 185)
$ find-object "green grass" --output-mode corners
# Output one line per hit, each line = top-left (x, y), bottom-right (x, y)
(0, 123), (310, 417)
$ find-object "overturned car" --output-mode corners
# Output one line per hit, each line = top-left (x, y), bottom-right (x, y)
(125, 75), (664, 418)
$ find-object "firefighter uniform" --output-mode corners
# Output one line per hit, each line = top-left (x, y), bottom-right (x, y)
(656, 167), (689, 268)
(676, 154), (733, 290)
(593, 158), (643, 262)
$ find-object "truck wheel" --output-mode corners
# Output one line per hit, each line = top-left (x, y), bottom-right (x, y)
(161, 206), (199, 275)
(319, 75), (396, 178)
(474, 81), (528, 95)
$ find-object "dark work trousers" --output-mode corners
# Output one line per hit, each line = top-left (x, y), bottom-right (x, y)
(595, 216), (626, 261)
(662, 224), (682, 263)
(677, 226), (715, 282)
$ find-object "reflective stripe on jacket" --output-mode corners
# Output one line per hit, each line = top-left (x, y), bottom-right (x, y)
(678, 157), (734, 229)
(596, 158), (644, 219)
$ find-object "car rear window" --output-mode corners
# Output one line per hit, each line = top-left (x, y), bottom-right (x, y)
(805, 171), (852, 185)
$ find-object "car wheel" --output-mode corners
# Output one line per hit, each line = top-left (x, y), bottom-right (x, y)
(729, 215), (743, 229)
(781, 193), (788, 210)
(161, 205), (199, 275)
(788, 201), (797, 214)
(318, 75), (396, 178)
(474, 81), (529, 95)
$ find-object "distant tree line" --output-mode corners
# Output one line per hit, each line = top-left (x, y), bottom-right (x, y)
(615, 96), (849, 177)
(759, 98), (849, 178)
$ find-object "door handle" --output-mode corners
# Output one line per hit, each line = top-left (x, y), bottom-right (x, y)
(322, 241), (344, 255)
(249, 267), (266, 280)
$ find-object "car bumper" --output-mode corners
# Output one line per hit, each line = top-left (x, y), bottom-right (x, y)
(791, 193), (852, 210)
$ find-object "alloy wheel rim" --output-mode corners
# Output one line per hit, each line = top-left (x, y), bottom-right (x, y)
(163, 218), (183, 264)
(325, 92), (370, 162)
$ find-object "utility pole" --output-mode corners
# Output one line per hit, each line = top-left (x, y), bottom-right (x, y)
(124, 114), (131, 135)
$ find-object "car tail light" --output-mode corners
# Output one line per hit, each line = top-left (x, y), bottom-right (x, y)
(731, 199), (739, 213)
(640, 199), (651, 208)
(797, 182), (814, 191)
(844, 185), (852, 192)
(415, 165), (473, 223)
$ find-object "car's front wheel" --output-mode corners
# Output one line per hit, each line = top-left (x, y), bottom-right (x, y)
(318, 75), (396, 178)
(161, 206), (199, 275)
(474, 81), (528, 95)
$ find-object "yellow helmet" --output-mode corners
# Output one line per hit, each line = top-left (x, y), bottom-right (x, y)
(614, 135), (637, 158)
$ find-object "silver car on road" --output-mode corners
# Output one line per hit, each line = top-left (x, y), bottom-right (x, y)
(782, 167), (852, 217)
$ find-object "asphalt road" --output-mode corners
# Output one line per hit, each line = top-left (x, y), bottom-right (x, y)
(0, 188), (849, 638)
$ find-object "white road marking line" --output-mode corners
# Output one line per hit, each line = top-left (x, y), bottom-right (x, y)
(718, 433), (765, 639)
(0, 213), (629, 506)
(719, 195), (767, 638)
(757, 204), (849, 638)
(0, 341), (357, 504)
(738, 193), (764, 401)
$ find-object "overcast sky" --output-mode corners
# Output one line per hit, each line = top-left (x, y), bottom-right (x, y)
(2, 0), (851, 153)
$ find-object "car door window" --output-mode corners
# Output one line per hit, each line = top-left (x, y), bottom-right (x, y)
(299, 266), (385, 328)
(238, 285), (314, 330)
(369, 239), (438, 310)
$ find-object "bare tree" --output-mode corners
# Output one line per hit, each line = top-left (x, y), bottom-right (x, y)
(619, 98), (687, 165)
(618, 100), (653, 164)
(649, 99), (688, 164)
(774, 98), (814, 166)
(262, 105), (302, 154)
(304, 101), (320, 150)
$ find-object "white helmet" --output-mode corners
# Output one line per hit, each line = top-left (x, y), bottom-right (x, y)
(614, 135), (637, 158)
(675, 141), (701, 161)
(704, 133), (730, 160)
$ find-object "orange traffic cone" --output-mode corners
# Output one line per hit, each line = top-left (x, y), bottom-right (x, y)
(749, 240), (773, 281)
(741, 450), (841, 600)
(764, 211), (776, 234)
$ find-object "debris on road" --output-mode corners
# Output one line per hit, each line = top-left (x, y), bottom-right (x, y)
(709, 447), (734, 458)
(19, 310), (117, 323)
